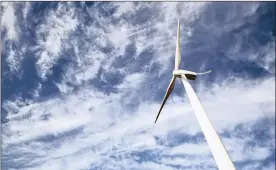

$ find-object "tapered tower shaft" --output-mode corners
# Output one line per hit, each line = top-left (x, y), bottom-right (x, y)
(181, 75), (236, 170)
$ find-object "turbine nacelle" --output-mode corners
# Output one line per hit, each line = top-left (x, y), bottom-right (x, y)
(173, 70), (197, 80)
(173, 69), (212, 80)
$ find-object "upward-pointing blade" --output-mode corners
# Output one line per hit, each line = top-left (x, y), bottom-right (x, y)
(175, 18), (181, 70)
(154, 76), (176, 124)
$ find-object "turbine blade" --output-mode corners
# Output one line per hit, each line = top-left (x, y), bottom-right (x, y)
(196, 70), (212, 75)
(175, 18), (181, 70)
(154, 76), (176, 124)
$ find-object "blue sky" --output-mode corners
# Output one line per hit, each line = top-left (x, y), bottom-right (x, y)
(1, 2), (275, 170)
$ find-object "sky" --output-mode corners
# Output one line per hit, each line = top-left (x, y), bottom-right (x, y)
(1, 2), (275, 170)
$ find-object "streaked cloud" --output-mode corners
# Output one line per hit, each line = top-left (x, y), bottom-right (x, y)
(2, 2), (275, 170)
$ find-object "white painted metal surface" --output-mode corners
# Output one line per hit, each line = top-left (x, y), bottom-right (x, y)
(175, 18), (181, 70)
(181, 75), (236, 170)
(173, 69), (212, 77)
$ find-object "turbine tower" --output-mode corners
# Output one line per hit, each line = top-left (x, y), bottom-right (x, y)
(154, 19), (236, 170)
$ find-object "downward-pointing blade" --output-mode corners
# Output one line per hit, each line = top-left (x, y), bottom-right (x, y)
(175, 18), (181, 70)
(154, 76), (176, 124)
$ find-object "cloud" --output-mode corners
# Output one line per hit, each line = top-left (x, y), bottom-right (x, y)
(2, 2), (275, 170)
(35, 3), (79, 80)
(1, 2), (25, 75)
(23, 2), (31, 20)
(2, 75), (275, 169)
(1, 2), (18, 41)
(50, 2), (208, 92)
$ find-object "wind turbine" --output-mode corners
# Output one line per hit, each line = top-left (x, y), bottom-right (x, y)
(154, 19), (236, 170)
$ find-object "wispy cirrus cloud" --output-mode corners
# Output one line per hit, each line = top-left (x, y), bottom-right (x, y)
(2, 76), (275, 169)
(2, 2), (275, 170)
(1, 2), (18, 41)
(34, 3), (79, 80)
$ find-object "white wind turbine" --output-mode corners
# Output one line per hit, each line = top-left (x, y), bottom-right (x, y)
(154, 19), (236, 170)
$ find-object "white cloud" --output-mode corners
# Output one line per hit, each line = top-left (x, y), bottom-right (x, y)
(1, 2), (18, 40)
(256, 40), (275, 74)
(23, 2), (31, 20)
(198, 78), (275, 132)
(166, 143), (211, 156)
(52, 2), (208, 91)
(2, 2), (275, 170)
(161, 156), (215, 168)
(1, 2), (26, 74)
(117, 72), (146, 90)
(3, 75), (275, 169)
(35, 3), (79, 80)
(223, 137), (272, 162)
(5, 45), (19, 73)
